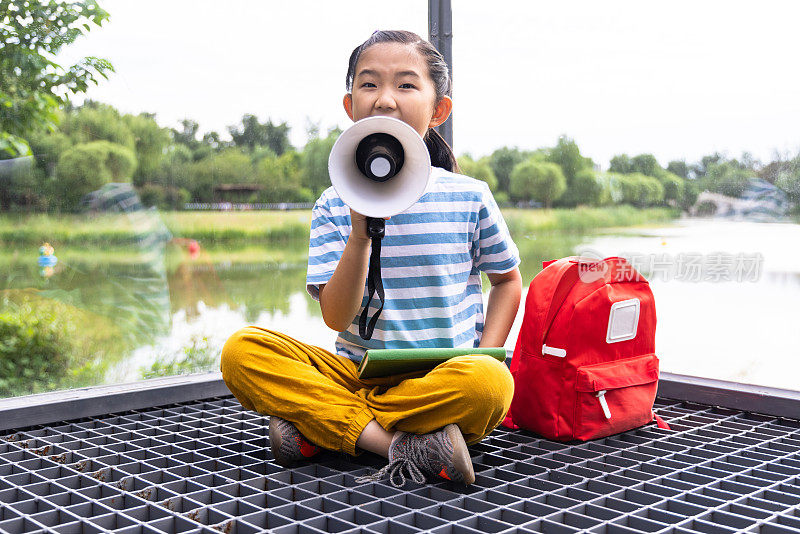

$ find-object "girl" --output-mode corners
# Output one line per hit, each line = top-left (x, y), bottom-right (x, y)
(220, 30), (522, 487)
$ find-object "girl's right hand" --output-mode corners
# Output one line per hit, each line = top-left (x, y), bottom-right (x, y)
(349, 208), (370, 243)
(349, 209), (390, 243)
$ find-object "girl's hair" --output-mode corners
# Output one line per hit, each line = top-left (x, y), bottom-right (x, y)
(345, 30), (459, 173)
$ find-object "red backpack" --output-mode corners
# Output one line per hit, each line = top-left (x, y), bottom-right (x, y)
(503, 256), (669, 441)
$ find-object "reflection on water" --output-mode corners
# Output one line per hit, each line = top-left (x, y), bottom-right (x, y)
(3, 218), (799, 394)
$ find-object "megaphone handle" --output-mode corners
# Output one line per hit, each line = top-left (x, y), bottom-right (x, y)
(366, 217), (385, 239)
(359, 218), (385, 340)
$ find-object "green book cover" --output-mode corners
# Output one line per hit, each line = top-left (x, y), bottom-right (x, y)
(357, 347), (508, 379)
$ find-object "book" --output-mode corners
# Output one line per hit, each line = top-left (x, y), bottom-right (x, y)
(357, 347), (508, 380)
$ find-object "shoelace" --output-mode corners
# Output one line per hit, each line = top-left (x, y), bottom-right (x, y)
(355, 435), (432, 488)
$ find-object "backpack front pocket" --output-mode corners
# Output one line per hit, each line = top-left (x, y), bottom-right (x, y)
(573, 353), (659, 440)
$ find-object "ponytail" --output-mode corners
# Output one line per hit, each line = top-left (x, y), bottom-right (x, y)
(424, 128), (460, 173)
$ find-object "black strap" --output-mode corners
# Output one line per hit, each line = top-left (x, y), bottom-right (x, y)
(359, 218), (385, 340)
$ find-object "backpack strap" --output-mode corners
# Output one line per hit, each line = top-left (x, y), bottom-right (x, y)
(652, 411), (671, 430)
(507, 259), (577, 375)
(538, 259), (582, 350)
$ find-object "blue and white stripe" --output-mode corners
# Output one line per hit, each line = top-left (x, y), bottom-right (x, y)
(306, 167), (520, 361)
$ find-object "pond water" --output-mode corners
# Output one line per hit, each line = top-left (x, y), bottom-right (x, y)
(113, 218), (800, 391)
(4, 218), (800, 395)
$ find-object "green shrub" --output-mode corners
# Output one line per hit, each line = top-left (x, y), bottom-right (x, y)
(489, 147), (530, 194)
(493, 191), (510, 207)
(0, 293), (122, 397)
(776, 171), (800, 204)
(165, 187), (191, 210)
(680, 180), (700, 211)
(510, 159), (566, 208)
(0, 308), (68, 396)
(701, 162), (752, 198)
(654, 171), (684, 205)
(140, 337), (219, 379)
(614, 173), (664, 207)
(561, 168), (602, 206)
(139, 183), (166, 208)
(66, 104), (136, 150)
(54, 141), (137, 211)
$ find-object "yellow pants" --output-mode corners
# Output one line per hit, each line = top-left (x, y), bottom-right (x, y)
(219, 327), (514, 456)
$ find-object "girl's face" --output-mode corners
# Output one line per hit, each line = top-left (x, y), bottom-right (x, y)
(344, 42), (452, 138)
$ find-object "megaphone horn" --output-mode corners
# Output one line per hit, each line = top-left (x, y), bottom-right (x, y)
(355, 133), (404, 182)
(327, 116), (432, 340)
(328, 116), (431, 219)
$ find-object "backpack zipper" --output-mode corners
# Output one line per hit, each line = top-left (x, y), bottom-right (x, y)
(542, 344), (566, 358)
(596, 390), (612, 419)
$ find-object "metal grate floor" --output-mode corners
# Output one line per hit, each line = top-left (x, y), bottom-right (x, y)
(1, 396), (799, 534)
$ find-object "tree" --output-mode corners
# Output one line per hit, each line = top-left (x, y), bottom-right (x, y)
(255, 151), (312, 202)
(123, 113), (170, 186)
(0, 0), (113, 157)
(1, 159), (47, 210)
(610, 153), (662, 178)
(186, 148), (252, 201)
(630, 154), (660, 177)
(54, 140), (135, 210)
(547, 136), (593, 182)
(680, 181), (699, 211)
(65, 102), (134, 148)
(152, 144), (193, 194)
(737, 151), (761, 172)
(509, 159), (566, 208)
(546, 137), (593, 207)
(655, 171), (684, 206)
(702, 162), (752, 198)
(489, 147), (529, 194)
(568, 168), (602, 206)
(667, 160), (688, 179)
(172, 119), (201, 151)
(27, 128), (72, 176)
(609, 154), (634, 174)
(457, 155), (498, 191)
(613, 173), (664, 208)
(201, 131), (224, 151)
(775, 171), (800, 206)
(691, 152), (723, 179)
(301, 127), (340, 196)
(229, 114), (291, 155)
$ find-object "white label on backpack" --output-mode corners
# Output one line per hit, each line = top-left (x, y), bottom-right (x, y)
(606, 298), (640, 343)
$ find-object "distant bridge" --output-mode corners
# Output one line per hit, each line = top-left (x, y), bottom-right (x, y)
(690, 185), (789, 220)
(689, 191), (754, 217)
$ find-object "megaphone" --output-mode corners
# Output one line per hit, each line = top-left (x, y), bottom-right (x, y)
(328, 116), (432, 218)
(327, 116), (432, 341)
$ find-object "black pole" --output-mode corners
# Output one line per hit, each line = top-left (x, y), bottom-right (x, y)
(428, 0), (453, 150)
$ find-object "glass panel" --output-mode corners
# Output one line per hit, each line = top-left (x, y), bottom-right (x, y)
(1, 1), (798, 399)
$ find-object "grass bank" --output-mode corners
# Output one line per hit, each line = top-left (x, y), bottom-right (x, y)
(4, 206), (678, 247)
(2, 211), (311, 247)
(503, 206), (678, 237)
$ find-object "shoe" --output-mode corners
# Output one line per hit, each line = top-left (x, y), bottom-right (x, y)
(356, 423), (475, 487)
(268, 417), (320, 467)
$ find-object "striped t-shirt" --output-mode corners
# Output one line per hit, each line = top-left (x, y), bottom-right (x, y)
(306, 166), (520, 362)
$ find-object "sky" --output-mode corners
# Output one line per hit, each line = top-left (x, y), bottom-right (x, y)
(57, 0), (800, 169)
